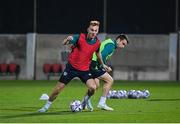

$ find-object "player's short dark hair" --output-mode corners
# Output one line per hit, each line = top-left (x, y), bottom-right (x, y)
(90, 20), (100, 26)
(116, 34), (129, 44)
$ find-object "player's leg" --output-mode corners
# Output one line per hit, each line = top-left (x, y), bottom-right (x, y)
(38, 82), (66, 113)
(97, 72), (114, 111)
(48, 82), (65, 102)
(94, 78), (100, 89)
(99, 72), (113, 97)
(86, 78), (99, 111)
(81, 78), (97, 111)
(38, 64), (75, 113)
(85, 68), (104, 111)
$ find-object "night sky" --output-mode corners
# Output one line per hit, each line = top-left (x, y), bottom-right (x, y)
(0, 0), (178, 34)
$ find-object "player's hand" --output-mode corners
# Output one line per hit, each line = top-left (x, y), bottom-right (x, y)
(63, 36), (73, 45)
(102, 64), (112, 72)
(66, 36), (73, 41)
(107, 66), (112, 72)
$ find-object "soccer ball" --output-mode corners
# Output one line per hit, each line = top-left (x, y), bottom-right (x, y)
(127, 90), (136, 98)
(117, 90), (127, 98)
(107, 90), (117, 99)
(142, 90), (150, 98)
(122, 90), (128, 98)
(135, 90), (143, 98)
(70, 100), (82, 112)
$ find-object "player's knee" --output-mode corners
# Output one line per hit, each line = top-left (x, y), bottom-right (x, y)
(106, 76), (113, 85)
(96, 82), (100, 89)
(109, 77), (114, 85)
(86, 79), (97, 91)
(95, 80), (100, 89)
(90, 84), (96, 91)
(56, 82), (65, 93)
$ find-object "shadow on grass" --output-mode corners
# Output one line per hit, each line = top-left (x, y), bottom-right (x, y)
(0, 107), (91, 119)
(0, 107), (59, 112)
(1, 111), (74, 119)
(147, 98), (180, 101)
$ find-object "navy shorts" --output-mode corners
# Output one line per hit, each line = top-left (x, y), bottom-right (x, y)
(89, 60), (106, 79)
(90, 67), (106, 79)
(59, 63), (93, 85)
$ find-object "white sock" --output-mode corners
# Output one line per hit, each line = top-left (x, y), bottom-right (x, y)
(83, 95), (90, 102)
(99, 96), (106, 105)
(44, 100), (52, 109)
(84, 95), (90, 102)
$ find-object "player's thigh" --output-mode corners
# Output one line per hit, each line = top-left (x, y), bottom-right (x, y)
(98, 72), (113, 84)
(52, 82), (66, 93)
(94, 78), (100, 88)
(86, 78), (97, 90)
(78, 71), (96, 89)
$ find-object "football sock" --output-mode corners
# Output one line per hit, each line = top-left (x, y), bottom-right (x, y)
(99, 96), (106, 105)
(44, 100), (52, 109)
(84, 95), (90, 102)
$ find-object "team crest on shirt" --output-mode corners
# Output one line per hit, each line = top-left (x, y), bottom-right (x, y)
(63, 71), (67, 76)
(88, 73), (92, 76)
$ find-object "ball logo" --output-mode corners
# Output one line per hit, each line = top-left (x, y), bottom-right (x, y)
(63, 72), (67, 76)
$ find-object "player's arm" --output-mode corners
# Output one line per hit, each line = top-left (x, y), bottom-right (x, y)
(101, 44), (115, 64)
(62, 35), (79, 45)
(63, 36), (73, 45)
(95, 49), (112, 72)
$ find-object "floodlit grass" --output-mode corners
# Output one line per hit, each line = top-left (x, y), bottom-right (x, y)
(0, 80), (180, 123)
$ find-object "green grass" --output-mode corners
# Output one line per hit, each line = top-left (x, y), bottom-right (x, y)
(0, 80), (180, 123)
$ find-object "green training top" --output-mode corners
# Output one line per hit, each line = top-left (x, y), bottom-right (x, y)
(92, 38), (117, 66)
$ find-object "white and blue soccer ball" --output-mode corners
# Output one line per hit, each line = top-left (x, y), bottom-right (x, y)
(70, 100), (82, 112)
(107, 90), (128, 99)
(142, 90), (150, 98)
(122, 90), (128, 98)
(128, 90), (150, 99)
(107, 89), (150, 99)
(131, 91), (140, 99)
(134, 90), (143, 98)
(116, 90), (124, 98)
(117, 90), (127, 98)
(127, 90), (136, 98)
(108, 90), (117, 99)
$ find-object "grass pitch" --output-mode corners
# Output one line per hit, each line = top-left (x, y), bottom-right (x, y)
(0, 80), (180, 123)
